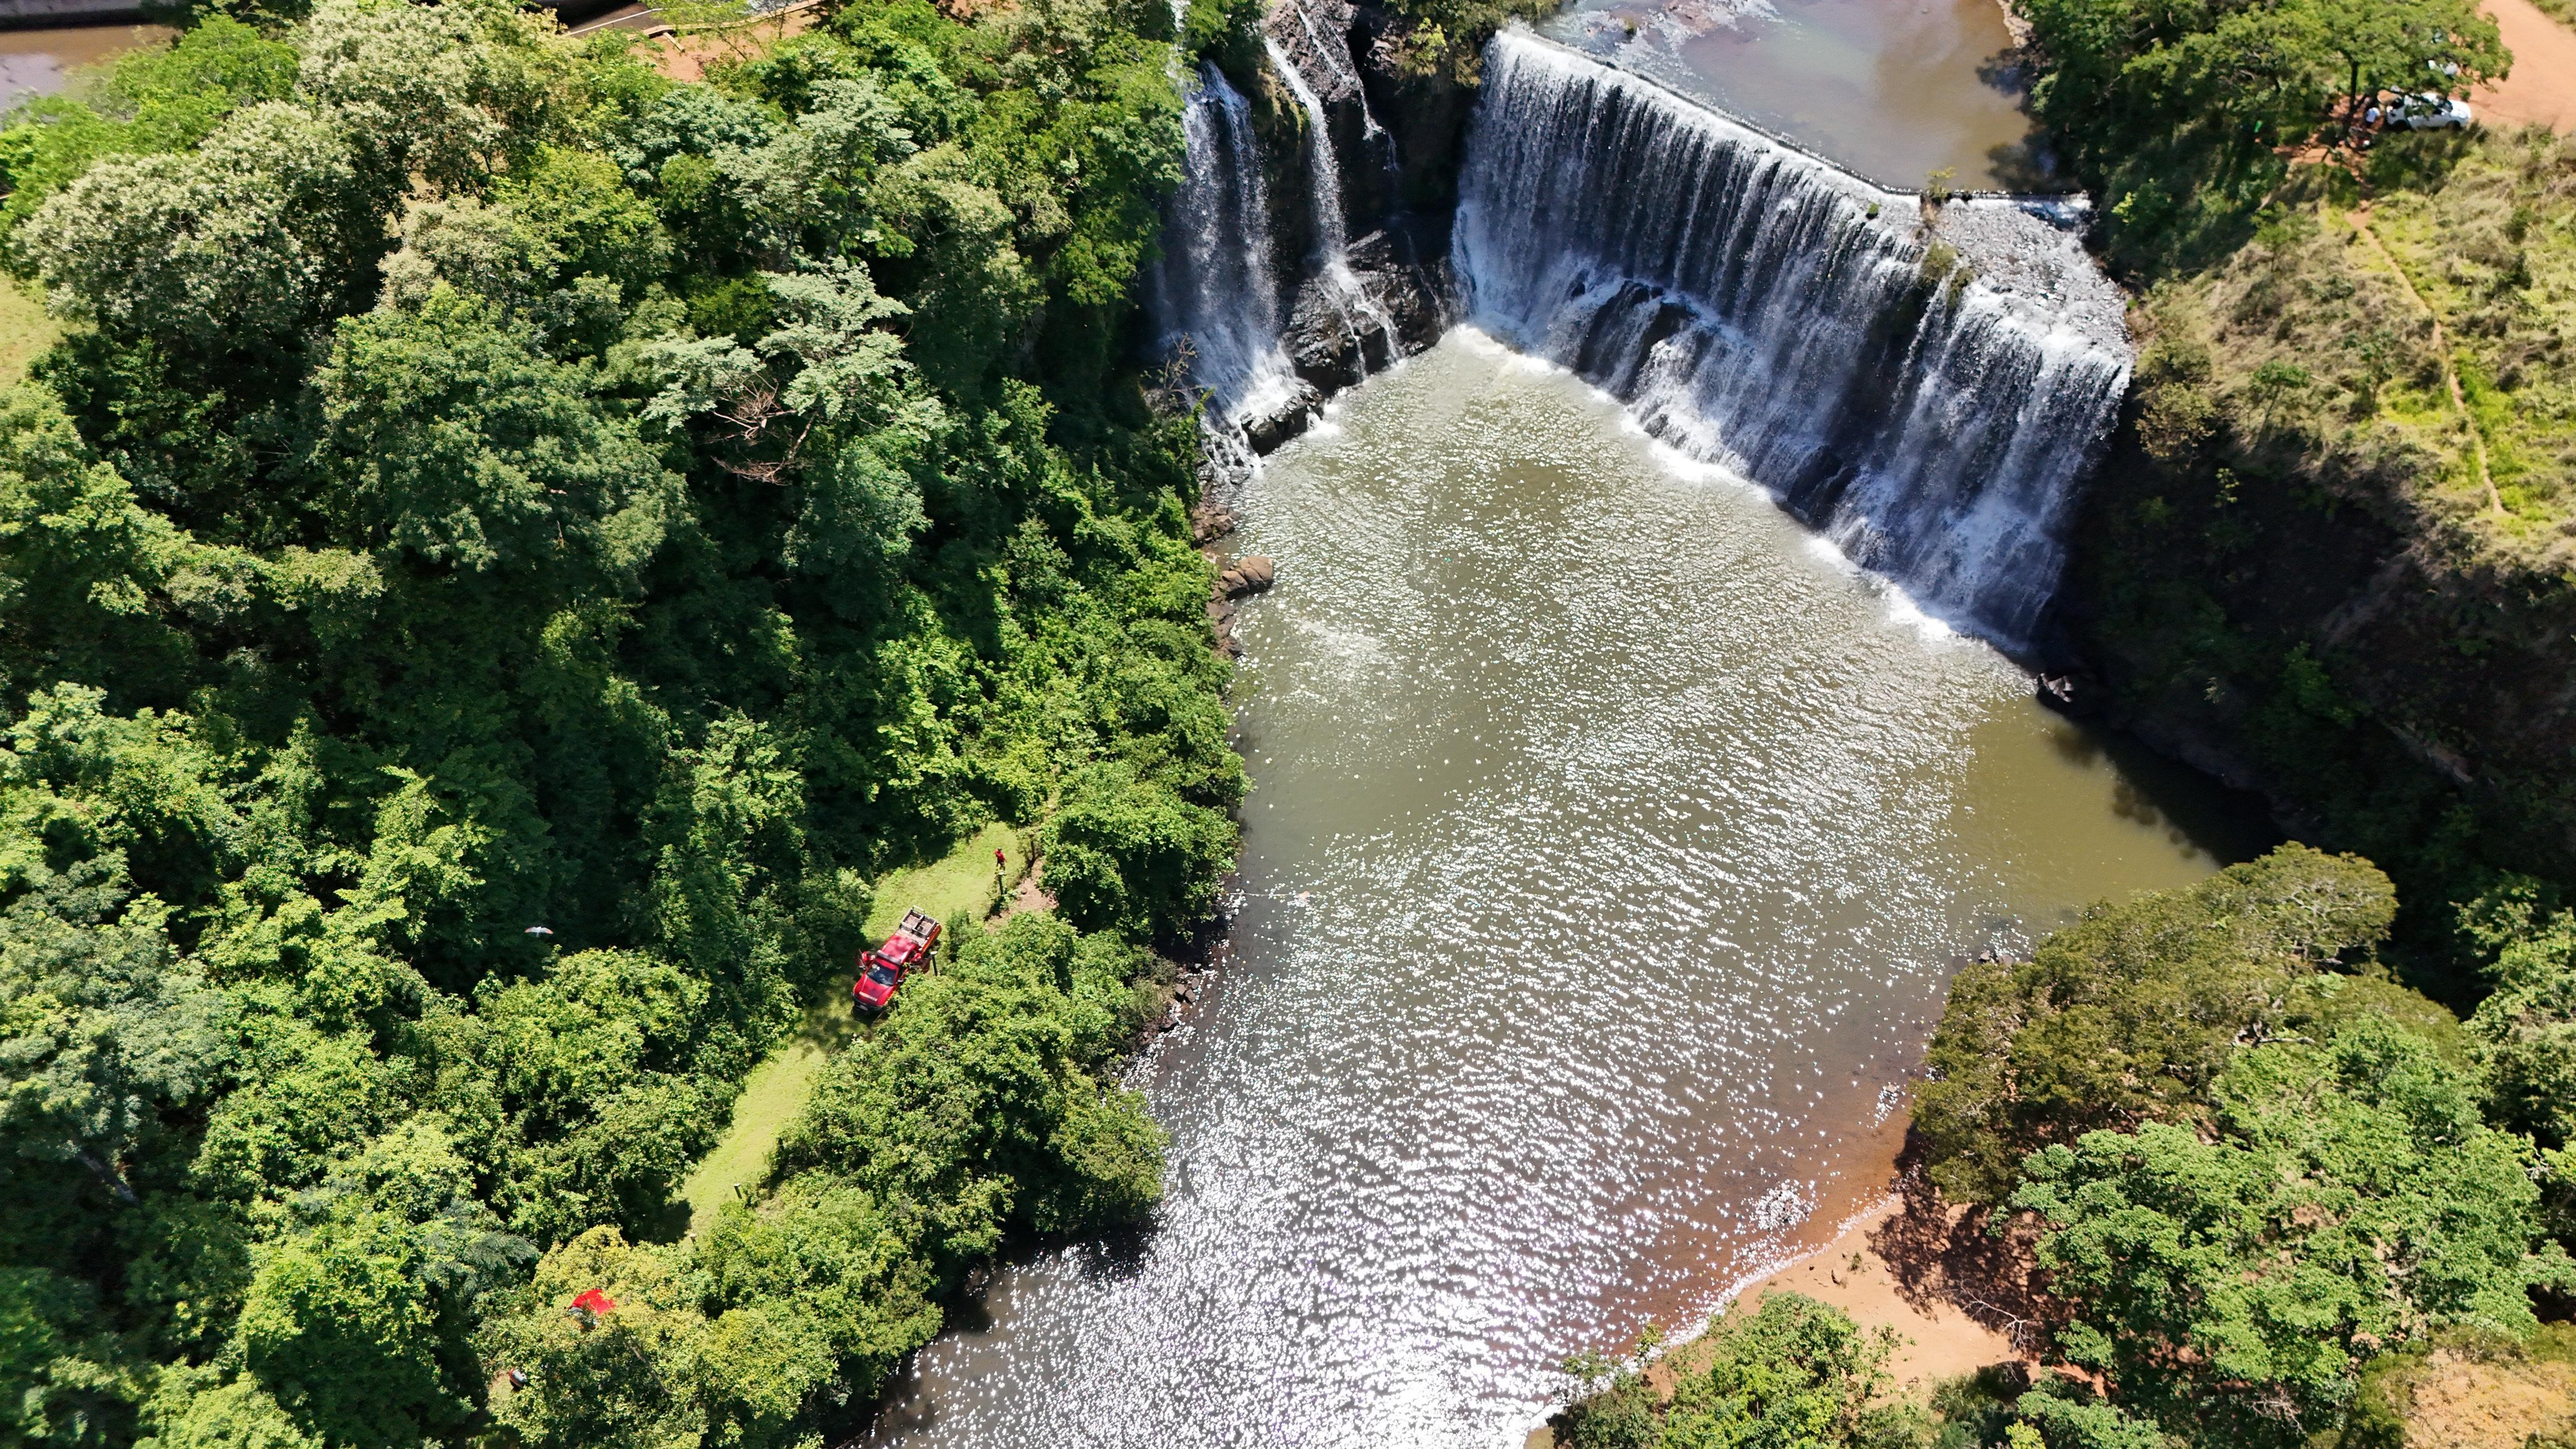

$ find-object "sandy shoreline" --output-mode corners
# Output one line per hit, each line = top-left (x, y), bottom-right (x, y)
(1525, 1120), (2035, 1447)
(1709, 1194), (2025, 1391)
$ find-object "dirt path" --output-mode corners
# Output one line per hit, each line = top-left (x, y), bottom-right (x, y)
(619, 0), (825, 82)
(994, 857), (1056, 921)
(2475, 0), (2576, 134)
(2346, 204), (2505, 516)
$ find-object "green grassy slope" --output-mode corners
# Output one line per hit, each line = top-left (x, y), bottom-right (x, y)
(0, 282), (59, 387)
(676, 822), (1032, 1232)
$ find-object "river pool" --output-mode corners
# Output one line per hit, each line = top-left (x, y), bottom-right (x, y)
(865, 334), (2262, 1447)
(1543, 0), (2059, 190)
(0, 24), (170, 111)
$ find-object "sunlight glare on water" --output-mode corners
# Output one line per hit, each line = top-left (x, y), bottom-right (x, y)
(866, 333), (2261, 1449)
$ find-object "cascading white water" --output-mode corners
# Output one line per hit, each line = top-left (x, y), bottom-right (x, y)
(1266, 38), (1399, 372)
(1453, 30), (2131, 645)
(1281, 0), (1383, 139)
(1147, 63), (1299, 426)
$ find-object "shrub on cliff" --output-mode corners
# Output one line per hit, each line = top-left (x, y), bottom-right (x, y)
(2464, 895), (2576, 1151)
(1375, 0), (1560, 82)
(1914, 844), (2396, 1203)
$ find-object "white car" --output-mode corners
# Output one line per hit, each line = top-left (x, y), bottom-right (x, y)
(2366, 92), (2474, 129)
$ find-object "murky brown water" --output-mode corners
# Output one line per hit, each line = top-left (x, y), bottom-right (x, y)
(1546, 0), (2057, 190)
(866, 334), (2262, 1447)
(0, 25), (170, 111)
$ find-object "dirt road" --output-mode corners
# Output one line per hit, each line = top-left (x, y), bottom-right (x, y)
(2474, 0), (2576, 134)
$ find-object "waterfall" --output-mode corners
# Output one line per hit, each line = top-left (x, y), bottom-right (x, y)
(1453, 32), (2131, 645)
(1148, 63), (1298, 427)
(1267, 38), (1399, 375)
(1281, 0), (1382, 140)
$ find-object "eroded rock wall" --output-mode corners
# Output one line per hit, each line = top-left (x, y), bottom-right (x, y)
(1216, 0), (1463, 451)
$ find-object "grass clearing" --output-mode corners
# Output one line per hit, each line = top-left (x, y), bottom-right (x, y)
(863, 820), (1028, 941)
(676, 821), (1035, 1234)
(0, 283), (59, 388)
(2139, 133), (2576, 568)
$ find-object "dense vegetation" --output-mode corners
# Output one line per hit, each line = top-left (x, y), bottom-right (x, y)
(2021, 0), (2576, 986)
(1916, 847), (2574, 1447)
(0, 1), (1252, 1445)
(1559, 848), (2576, 1449)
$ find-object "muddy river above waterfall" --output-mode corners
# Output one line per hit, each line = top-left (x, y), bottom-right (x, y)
(1546, 0), (2061, 191)
(866, 335), (2266, 1447)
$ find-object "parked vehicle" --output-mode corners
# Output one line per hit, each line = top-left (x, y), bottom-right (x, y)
(852, 908), (942, 1012)
(2365, 92), (2473, 129)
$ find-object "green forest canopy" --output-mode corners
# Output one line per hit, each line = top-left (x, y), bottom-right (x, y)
(1912, 848), (2576, 1449)
(1560, 850), (2576, 1449)
(0, 0), (1251, 1445)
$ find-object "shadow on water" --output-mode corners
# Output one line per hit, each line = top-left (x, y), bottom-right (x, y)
(2043, 716), (2283, 868)
(1972, 49), (2031, 98)
(1970, 50), (2067, 191)
(1982, 139), (2068, 194)
(855, 1219), (1164, 1442)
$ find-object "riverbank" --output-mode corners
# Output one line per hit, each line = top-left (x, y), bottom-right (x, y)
(1705, 1196), (2028, 1392)
(1521, 1118), (2033, 1449)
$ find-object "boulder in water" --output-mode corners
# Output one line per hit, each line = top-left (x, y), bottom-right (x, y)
(1245, 394), (1319, 455)
(1192, 504), (1240, 542)
(1219, 555), (1276, 598)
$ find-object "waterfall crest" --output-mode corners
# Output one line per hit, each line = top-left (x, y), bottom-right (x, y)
(1148, 63), (1299, 428)
(1453, 31), (2130, 645)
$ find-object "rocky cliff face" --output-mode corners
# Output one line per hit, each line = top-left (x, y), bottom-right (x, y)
(2045, 407), (2576, 984)
(1219, 0), (1465, 451)
(2039, 173), (2576, 968)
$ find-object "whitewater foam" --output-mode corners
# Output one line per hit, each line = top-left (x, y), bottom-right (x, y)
(1451, 30), (2131, 645)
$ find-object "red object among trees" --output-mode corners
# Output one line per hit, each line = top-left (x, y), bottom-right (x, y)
(851, 908), (942, 1012)
(568, 1289), (616, 1324)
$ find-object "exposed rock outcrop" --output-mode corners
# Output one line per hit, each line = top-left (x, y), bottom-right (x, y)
(1220, 0), (1464, 453)
(1282, 229), (1445, 394)
(1191, 503), (1241, 543)
(1219, 555), (1277, 596)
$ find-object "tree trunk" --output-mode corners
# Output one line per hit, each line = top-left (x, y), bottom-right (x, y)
(76, 1147), (140, 1206)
